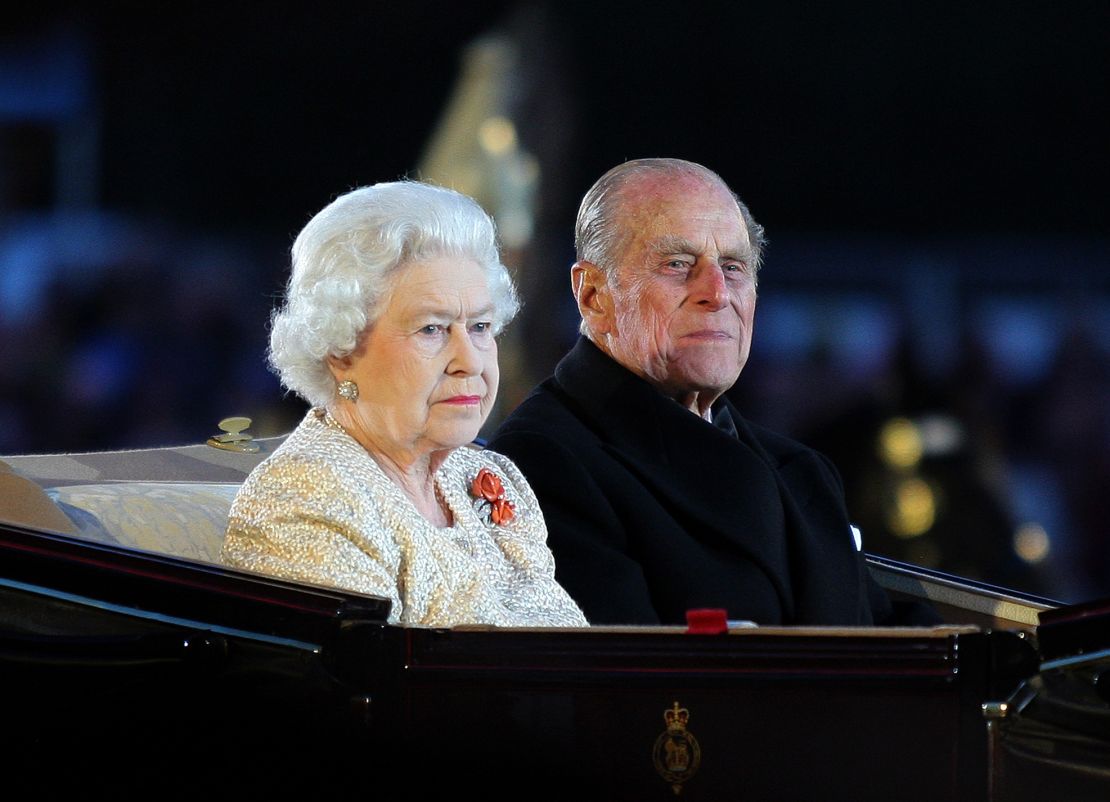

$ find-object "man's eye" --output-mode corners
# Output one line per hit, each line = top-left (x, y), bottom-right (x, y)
(666, 260), (690, 270)
(723, 261), (749, 274)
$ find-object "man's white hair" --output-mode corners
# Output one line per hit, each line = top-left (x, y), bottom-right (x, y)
(575, 157), (766, 271)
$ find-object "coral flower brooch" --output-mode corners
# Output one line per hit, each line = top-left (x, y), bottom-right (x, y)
(470, 467), (515, 526)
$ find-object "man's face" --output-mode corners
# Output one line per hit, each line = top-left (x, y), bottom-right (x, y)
(590, 174), (757, 409)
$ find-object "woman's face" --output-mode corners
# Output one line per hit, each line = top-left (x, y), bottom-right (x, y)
(329, 256), (499, 466)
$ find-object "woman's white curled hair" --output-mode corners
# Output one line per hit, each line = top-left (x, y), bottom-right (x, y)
(268, 180), (520, 408)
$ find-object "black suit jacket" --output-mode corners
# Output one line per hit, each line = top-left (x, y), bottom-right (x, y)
(489, 337), (929, 626)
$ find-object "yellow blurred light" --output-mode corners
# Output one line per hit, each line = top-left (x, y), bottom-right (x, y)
(879, 417), (923, 470)
(888, 476), (935, 538)
(1013, 523), (1050, 564)
(478, 116), (517, 155)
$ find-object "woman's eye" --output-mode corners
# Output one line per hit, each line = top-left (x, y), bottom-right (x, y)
(420, 324), (443, 335)
(471, 321), (492, 334)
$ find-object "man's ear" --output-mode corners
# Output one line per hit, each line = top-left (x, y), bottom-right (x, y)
(572, 261), (614, 335)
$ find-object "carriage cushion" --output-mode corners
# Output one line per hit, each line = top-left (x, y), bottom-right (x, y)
(44, 482), (240, 564)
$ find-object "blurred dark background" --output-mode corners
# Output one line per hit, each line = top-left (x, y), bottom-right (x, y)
(2, 1), (1108, 603)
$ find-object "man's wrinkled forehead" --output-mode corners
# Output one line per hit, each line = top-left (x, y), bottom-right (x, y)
(615, 173), (748, 249)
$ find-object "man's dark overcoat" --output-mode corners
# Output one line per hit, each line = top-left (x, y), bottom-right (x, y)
(488, 337), (923, 626)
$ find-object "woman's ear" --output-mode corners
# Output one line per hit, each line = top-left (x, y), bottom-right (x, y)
(326, 353), (353, 377)
(572, 261), (615, 336)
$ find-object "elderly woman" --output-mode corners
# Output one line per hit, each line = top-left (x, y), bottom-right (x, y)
(221, 181), (586, 628)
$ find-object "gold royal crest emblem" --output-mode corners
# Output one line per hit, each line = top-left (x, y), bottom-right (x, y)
(652, 701), (701, 794)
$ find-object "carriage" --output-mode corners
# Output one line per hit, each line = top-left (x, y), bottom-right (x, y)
(2, 418), (1106, 800)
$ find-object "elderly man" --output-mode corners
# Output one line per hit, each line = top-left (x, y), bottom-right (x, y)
(488, 157), (934, 626)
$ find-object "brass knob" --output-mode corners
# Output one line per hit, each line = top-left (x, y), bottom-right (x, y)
(207, 416), (260, 453)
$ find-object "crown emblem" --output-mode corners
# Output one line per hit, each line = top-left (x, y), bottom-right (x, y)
(664, 703), (690, 729)
(652, 701), (701, 795)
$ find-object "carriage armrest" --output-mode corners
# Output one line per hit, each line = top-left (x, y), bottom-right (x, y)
(868, 553), (1056, 631)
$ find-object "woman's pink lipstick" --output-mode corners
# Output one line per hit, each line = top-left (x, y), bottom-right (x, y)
(441, 395), (482, 406)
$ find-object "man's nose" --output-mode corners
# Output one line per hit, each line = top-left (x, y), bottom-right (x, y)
(690, 262), (729, 310)
(448, 327), (483, 375)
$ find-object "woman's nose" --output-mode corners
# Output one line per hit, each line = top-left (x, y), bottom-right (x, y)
(448, 328), (483, 375)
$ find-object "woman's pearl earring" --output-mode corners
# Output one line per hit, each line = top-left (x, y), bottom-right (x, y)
(337, 379), (359, 401)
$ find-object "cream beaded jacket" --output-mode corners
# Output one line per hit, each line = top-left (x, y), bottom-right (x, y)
(221, 409), (587, 628)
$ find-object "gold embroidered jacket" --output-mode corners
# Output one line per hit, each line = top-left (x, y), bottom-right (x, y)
(222, 409), (587, 628)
